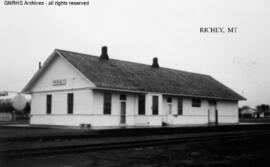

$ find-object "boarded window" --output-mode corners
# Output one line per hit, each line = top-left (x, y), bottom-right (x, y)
(46, 94), (52, 114)
(192, 98), (201, 107)
(67, 93), (73, 114)
(152, 96), (159, 115)
(103, 93), (111, 114)
(138, 95), (145, 115)
(167, 97), (172, 103)
(120, 94), (126, 100)
(178, 97), (183, 115)
(209, 100), (216, 105)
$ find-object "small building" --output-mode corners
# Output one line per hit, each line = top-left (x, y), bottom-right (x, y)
(239, 106), (258, 118)
(22, 47), (245, 127)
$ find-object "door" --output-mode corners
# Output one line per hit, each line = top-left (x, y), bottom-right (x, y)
(120, 101), (126, 124)
(208, 100), (217, 124)
(152, 96), (159, 115)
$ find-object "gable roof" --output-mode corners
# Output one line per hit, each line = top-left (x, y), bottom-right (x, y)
(49, 49), (245, 101)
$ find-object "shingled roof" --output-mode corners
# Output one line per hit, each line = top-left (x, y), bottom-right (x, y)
(54, 49), (245, 101)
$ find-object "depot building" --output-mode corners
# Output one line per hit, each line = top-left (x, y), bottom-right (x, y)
(22, 46), (245, 127)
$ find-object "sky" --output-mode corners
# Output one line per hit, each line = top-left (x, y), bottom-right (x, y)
(0, 0), (270, 107)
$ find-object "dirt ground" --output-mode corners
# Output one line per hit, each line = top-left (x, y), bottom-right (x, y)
(240, 117), (270, 123)
(1, 135), (270, 167)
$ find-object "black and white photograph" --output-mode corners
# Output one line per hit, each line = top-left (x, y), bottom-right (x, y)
(0, 0), (270, 166)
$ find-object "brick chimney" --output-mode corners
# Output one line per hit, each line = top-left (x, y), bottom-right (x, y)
(152, 57), (159, 68)
(100, 46), (109, 60)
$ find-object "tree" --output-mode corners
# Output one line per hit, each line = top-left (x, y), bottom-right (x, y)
(23, 101), (31, 114)
(256, 104), (270, 115)
(0, 99), (13, 113)
(239, 105), (252, 118)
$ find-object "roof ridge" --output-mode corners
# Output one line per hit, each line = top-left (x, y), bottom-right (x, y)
(55, 49), (211, 77)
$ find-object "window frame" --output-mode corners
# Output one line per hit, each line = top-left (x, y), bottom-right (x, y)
(208, 100), (217, 105)
(103, 93), (112, 115)
(120, 94), (126, 101)
(167, 97), (172, 103)
(178, 97), (183, 115)
(192, 98), (201, 107)
(138, 95), (145, 115)
(67, 93), (74, 114)
(46, 94), (52, 114)
(152, 95), (159, 115)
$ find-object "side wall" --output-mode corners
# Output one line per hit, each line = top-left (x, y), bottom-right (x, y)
(31, 90), (239, 126)
(31, 91), (139, 126)
(166, 98), (209, 125)
(31, 89), (94, 126)
(217, 101), (239, 123)
(162, 97), (239, 125)
(91, 92), (138, 126)
(133, 93), (163, 126)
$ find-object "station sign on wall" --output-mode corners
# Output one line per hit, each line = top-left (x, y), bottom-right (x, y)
(52, 79), (67, 86)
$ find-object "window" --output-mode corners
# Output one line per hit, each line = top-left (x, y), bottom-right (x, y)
(209, 100), (216, 105)
(167, 97), (172, 103)
(46, 94), (52, 114)
(138, 95), (145, 115)
(103, 93), (111, 114)
(178, 97), (183, 115)
(166, 97), (172, 114)
(168, 103), (172, 114)
(192, 98), (201, 107)
(67, 93), (74, 114)
(120, 94), (126, 100)
(152, 96), (159, 115)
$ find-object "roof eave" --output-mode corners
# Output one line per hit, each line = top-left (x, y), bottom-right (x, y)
(21, 51), (58, 93)
(93, 87), (246, 101)
(22, 49), (97, 94)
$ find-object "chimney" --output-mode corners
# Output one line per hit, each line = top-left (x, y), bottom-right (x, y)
(39, 62), (42, 70)
(100, 46), (109, 60)
(152, 57), (159, 68)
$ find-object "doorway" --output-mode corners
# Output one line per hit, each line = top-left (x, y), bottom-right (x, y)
(120, 102), (126, 124)
(120, 94), (126, 124)
(208, 100), (217, 124)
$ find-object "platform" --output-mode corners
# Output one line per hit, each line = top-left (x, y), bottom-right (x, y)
(1, 122), (270, 141)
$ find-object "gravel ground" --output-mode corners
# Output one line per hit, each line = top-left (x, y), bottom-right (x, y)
(240, 117), (270, 123)
(0, 129), (264, 152)
(0, 127), (90, 139)
(1, 135), (270, 167)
